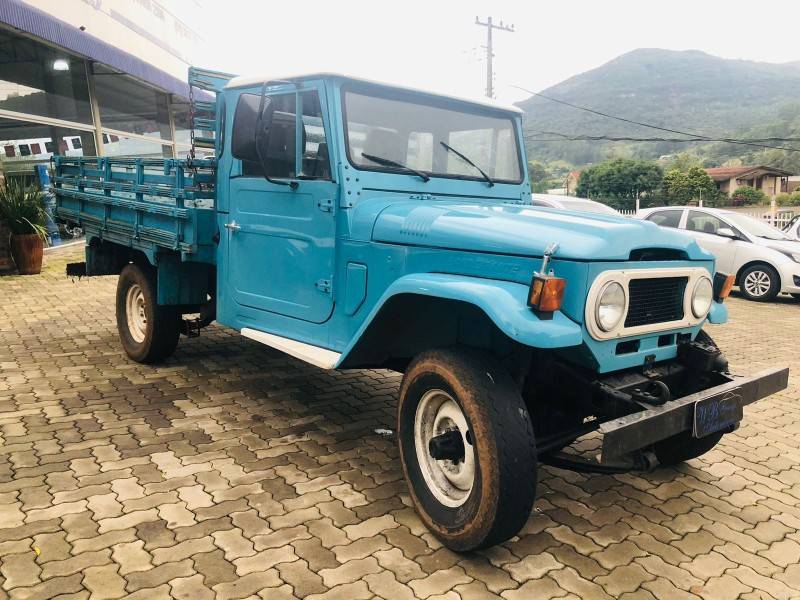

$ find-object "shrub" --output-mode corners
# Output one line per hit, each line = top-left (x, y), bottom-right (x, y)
(775, 193), (792, 206)
(0, 180), (47, 237)
(729, 186), (766, 207)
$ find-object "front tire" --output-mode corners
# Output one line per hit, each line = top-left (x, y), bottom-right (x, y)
(654, 329), (726, 466)
(116, 264), (180, 363)
(398, 348), (537, 551)
(739, 264), (780, 301)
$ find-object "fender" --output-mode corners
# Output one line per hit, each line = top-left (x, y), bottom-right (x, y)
(707, 301), (728, 324)
(336, 272), (583, 367)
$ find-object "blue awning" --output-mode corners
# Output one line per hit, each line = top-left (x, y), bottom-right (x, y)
(0, 0), (189, 98)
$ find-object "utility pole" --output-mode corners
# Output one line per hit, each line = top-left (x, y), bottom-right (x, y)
(475, 16), (514, 99)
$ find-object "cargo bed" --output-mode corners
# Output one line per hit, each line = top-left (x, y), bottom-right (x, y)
(54, 156), (218, 264)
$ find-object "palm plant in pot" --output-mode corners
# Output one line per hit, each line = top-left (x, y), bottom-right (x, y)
(0, 180), (48, 275)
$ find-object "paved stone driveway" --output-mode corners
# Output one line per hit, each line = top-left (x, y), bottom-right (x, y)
(1, 245), (800, 600)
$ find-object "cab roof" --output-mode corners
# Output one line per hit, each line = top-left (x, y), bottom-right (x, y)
(224, 72), (523, 115)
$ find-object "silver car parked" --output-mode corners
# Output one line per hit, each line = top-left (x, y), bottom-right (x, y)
(638, 207), (800, 301)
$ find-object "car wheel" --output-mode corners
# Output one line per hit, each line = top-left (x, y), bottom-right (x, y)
(739, 264), (780, 301)
(116, 263), (181, 363)
(397, 347), (537, 551)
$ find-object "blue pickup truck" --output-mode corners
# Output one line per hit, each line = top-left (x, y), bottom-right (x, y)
(55, 67), (788, 551)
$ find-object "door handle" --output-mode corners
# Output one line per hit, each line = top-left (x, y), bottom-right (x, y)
(224, 221), (241, 232)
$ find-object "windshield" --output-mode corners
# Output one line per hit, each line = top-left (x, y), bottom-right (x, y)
(343, 88), (522, 183)
(723, 212), (790, 240)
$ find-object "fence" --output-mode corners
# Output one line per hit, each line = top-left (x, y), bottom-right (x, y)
(740, 211), (795, 229)
(615, 207), (794, 229)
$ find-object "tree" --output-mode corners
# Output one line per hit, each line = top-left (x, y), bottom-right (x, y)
(527, 162), (551, 193)
(665, 152), (704, 173)
(663, 166), (717, 205)
(576, 159), (663, 207)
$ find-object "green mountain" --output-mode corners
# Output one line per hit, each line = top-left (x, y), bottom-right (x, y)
(517, 49), (800, 170)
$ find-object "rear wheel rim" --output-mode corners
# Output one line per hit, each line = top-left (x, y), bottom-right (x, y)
(414, 389), (475, 508)
(743, 270), (771, 297)
(125, 284), (147, 343)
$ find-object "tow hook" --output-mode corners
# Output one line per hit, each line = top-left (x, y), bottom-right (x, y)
(631, 380), (671, 406)
(428, 430), (465, 463)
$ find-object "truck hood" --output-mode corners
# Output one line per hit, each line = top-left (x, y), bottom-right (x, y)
(371, 200), (710, 261)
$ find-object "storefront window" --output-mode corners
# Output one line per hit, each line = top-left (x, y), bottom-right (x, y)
(172, 98), (191, 146)
(0, 116), (96, 176)
(93, 65), (172, 141)
(102, 134), (172, 158)
(0, 30), (93, 124)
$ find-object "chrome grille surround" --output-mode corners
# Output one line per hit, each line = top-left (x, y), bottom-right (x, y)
(585, 268), (712, 341)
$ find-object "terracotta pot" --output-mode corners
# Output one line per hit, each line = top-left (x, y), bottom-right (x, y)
(10, 233), (44, 275)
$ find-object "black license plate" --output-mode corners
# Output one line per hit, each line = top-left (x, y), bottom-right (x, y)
(693, 388), (743, 439)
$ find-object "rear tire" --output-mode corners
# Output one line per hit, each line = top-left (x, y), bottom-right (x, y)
(739, 264), (780, 301)
(397, 348), (537, 551)
(116, 263), (180, 363)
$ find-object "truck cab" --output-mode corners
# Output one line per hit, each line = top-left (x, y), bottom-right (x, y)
(55, 69), (788, 551)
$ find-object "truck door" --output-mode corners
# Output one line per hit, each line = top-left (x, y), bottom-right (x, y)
(226, 87), (336, 324)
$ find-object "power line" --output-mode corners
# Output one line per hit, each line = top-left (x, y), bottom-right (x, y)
(523, 132), (800, 151)
(475, 17), (514, 99)
(512, 84), (800, 153)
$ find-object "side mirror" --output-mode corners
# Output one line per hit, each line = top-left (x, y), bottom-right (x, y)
(717, 227), (738, 240)
(231, 94), (273, 163)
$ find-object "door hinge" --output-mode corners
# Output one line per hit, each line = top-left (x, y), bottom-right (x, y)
(315, 278), (332, 293)
(317, 198), (333, 212)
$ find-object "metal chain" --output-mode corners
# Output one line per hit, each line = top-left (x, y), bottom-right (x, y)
(186, 78), (201, 197)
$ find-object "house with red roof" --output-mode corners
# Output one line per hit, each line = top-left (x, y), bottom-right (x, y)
(705, 166), (793, 198)
(564, 170), (582, 196)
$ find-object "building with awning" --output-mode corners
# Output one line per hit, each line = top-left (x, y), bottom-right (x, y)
(0, 0), (203, 179)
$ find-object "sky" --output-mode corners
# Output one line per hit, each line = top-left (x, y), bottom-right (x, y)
(176, 0), (800, 106)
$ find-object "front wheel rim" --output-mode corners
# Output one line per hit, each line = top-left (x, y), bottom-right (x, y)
(743, 270), (771, 297)
(414, 389), (475, 508)
(125, 284), (148, 343)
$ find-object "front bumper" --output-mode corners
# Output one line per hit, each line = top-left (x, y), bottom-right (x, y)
(598, 366), (789, 463)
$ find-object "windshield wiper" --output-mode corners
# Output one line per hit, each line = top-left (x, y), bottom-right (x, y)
(440, 141), (494, 187)
(361, 152), (430, 182)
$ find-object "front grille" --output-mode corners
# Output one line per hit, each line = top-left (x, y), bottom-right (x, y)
(624, 277), (687, 328)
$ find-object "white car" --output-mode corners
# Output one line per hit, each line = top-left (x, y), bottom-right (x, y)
(530, 193), (621, 216)
(638, 206), (800, 301)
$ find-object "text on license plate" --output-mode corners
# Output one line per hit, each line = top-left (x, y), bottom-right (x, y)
(693, 388), (743, 439)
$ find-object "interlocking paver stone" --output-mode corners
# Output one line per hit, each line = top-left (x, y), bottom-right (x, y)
(3, 246), (800, 599)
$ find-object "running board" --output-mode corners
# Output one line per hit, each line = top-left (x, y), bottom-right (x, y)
(240, 328), (341, 369)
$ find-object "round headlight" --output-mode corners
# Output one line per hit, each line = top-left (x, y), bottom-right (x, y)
(596, 281), (626, 332)
(692, 277), (713, 318)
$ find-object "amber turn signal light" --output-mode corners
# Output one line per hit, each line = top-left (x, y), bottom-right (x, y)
(713, 272), (735, 301)
(528, 275), (566, 313)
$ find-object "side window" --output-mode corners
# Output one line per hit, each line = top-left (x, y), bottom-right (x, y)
(687, 211), (724, 235)
(232, 92), (296, 178)
(299, 91), (330, 179)
(647, 210), (682, 228)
